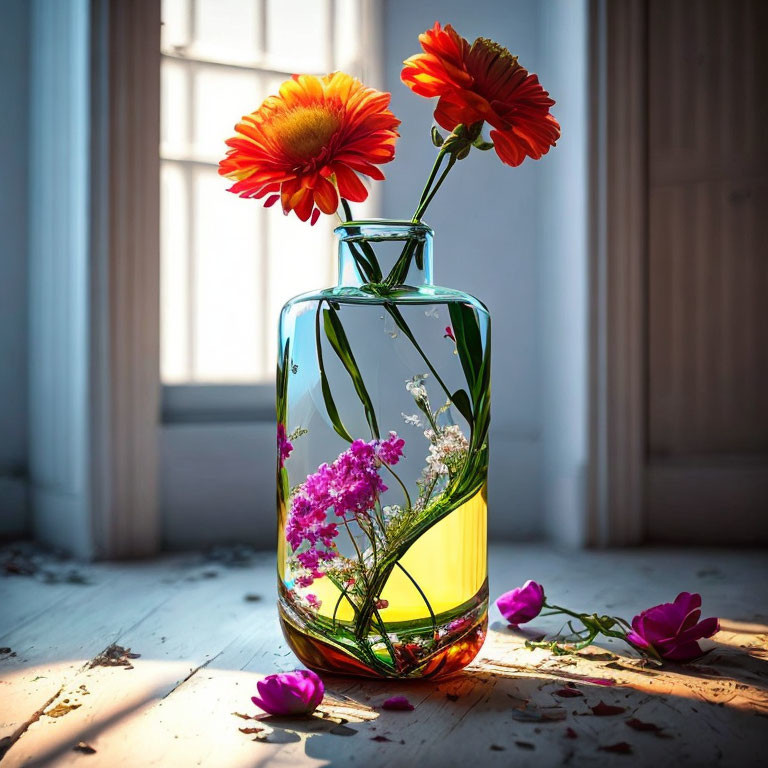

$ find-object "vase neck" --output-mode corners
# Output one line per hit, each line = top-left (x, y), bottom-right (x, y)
(334, 220), (434, 288)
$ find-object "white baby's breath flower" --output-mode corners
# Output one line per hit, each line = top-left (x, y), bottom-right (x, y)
(420, 424), (469, 483)
(405, 374), (429, 403)
(402, 412), (423, 428)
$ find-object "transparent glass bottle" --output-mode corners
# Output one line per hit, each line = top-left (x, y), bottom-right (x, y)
(276, 221), (490, 679)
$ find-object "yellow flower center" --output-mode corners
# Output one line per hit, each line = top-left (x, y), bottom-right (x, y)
(272, 105), (342, 161)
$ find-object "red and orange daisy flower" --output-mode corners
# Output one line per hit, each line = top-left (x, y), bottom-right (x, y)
(401, 22), (560, 167)
(219, 72), (400, 224)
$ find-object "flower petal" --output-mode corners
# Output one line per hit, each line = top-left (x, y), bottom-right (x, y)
(333, 164), (369, 203)
(382, 695), (414, 711)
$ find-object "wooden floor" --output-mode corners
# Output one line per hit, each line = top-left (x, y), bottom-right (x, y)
(1, 544), (766, 767)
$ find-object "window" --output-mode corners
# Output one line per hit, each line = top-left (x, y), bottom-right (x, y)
(160, 0), (378, 384)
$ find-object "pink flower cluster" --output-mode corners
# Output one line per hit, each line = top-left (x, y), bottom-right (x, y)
(286, 432), (405, 589)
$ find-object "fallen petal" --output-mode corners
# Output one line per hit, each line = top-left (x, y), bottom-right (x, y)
(590, 701), (626, 716)
(515, 741), (535, 750)
(599, 742), (633, 754)
(382, 696), (414, 711)
(626, 718), (662, 732)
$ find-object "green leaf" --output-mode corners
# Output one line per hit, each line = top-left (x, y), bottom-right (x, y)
(276, 340), (290, 424)
(348, 239), (382, 283)
(278, 466), (290, 505)
(414, 239), (425, 270)
(358, 240), (383, 282)
(448, 303), (483, 393)
(323, 306), (380, 438)
(315, 303), (353, 443)
(450, 389), (474, 427)
(472, 136), (495, 151)
(430, 125), (445, 147)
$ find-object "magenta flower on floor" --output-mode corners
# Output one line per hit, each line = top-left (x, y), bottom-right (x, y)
(382, 695), (414, 711)
(496, 580), (545, 626)
(499, 581), (720, 663)
(251, 669), (324, 716)
(626, 592), (720, 661)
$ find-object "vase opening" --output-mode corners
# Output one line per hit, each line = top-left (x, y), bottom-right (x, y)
(334, 220), (434, 288)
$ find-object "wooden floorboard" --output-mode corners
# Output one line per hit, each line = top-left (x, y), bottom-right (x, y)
(1, 546), (766, 767)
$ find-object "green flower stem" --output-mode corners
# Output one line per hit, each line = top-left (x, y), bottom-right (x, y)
(414, 146), (449, 216)
(379, 143), (451, 289)
(420, 402), (441, 435)
(525, 601), (663, 661)
(327, 572), (359, 626)
(381, 462), (413, 511)
(381, 237), (419, 289)
(371, 606), (398, 668)
(395, 561), (437, 634)
(412, 154), (457, 223)
(342, 518), (369, 588)
(545, 602), (627, 639)
(422, 475), (439, 507)
(339, 199), (383, 282)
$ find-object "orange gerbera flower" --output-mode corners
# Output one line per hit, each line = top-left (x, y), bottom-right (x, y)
(219, 72), (400, 224)
(401, 23), (560, 167)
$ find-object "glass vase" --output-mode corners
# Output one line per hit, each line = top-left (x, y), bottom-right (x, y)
(276, 220), (490, 679)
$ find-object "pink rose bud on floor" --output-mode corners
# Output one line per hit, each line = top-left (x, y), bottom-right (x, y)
(251, 669), (325, 716)
(382, 695), (414, 711)
(626, 592), (719, 661)
(496, 580), (545, 626)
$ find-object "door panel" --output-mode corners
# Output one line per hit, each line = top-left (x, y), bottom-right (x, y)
(646, 0), (768, 541)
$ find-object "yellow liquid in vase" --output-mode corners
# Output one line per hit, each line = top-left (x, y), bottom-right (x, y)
(280, 488), (488, 679)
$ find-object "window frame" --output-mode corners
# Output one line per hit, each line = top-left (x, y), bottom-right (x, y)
(159, 0), (382, 422)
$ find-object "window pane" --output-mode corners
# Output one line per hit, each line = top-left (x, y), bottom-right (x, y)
(192, 168), (264, 382)
(193, 0), (262, 64)
(161, 60), (189, 157)
(266, 0), (329, 72)
(334, 0), (360, 71)
(160, 0), (366, 384)
(161, 0), (191, 53)
(193, 65), (262, 163)
(161, 162), (190, 383)
(265, 214), (335, 372)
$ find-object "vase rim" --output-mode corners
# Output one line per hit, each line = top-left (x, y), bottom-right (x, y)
(334, 219), (433, 241)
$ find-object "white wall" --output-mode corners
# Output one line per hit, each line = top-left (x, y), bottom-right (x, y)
(1, 0), (590, 551)
(537, 0), (590, 545)
(382, 0), (547, 539)
(160, 0), (592, 549)
(0, 0), (31, 537)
